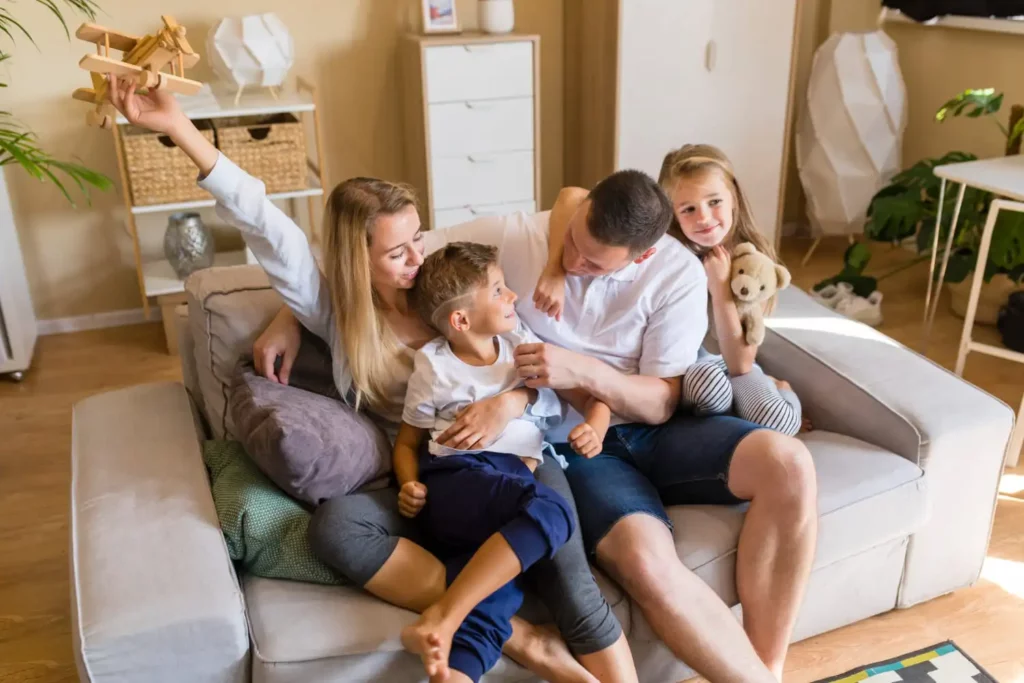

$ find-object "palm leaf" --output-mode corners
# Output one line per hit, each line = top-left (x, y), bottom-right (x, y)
(0, 116), (111, 205)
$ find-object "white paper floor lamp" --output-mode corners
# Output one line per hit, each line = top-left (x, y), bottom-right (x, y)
(796, 31), (907, 265)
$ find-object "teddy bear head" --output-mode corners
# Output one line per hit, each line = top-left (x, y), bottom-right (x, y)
(730, 242), (792, 305)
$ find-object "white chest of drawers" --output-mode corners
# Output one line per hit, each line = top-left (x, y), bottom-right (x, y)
(401, 33), (541, 230)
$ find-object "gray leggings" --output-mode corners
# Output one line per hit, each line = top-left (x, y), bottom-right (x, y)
(307, 456), (622, 656)
(681, 354), (802, 436)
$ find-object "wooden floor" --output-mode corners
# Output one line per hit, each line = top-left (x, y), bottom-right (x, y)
(0, 237), (1022, 682)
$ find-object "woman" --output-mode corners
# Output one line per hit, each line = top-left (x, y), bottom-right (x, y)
(104, 76), (634, 683)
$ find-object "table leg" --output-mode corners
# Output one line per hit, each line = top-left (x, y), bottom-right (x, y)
(924, 182), (967, 350)
(923, 177), (947, 325)
(1006, 393), (1024, 468)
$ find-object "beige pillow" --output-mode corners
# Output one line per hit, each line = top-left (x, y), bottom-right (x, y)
(185, 265), (281, 439)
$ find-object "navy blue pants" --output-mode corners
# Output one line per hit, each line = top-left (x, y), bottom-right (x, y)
(418, 451), (575, 682)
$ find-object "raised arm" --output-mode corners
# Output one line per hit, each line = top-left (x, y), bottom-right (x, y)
(107, 76), (332, 343)
(533, 187), (588, 320)
(705, 246), (757, 375)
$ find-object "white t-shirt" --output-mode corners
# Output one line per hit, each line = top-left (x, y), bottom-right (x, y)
(402, 320), (564, 462)
(425, 210), (709, 441)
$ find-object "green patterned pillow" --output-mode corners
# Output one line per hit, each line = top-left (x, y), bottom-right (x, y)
(202, 440), (344, 585)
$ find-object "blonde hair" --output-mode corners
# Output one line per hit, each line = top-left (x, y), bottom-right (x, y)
(658, 144), (781, 312)
(322, 177), (418, 412)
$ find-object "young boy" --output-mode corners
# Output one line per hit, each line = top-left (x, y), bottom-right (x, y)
(397, 242), (611, 683)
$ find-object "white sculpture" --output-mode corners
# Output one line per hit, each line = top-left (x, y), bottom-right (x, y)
(796, 31), (907, 263)
(207, 13), (294, 103)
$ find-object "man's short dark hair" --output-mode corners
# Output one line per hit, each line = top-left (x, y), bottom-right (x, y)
(586, 169), (673, 254)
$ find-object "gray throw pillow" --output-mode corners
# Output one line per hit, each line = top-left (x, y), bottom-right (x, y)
(227, 329), (392, 506)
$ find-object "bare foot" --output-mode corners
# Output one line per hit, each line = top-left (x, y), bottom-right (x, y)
(506, 622), (598, 683)
(800, 416), (813, 433)
(401, 605), (455, 682)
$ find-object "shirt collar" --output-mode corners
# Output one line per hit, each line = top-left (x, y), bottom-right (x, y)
(608, 260), (640, 282)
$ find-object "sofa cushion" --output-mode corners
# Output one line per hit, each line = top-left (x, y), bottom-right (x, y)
(203, 440), (345, 586)
(243, 567), (629, 682)
(186, 265), (280, 440)
(228, 356), (392, 506)
(631, 429), (928, 641)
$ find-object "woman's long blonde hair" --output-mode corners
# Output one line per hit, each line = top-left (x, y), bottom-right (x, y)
(322, 177), (418, 413)
(658, 144), (782, 313)
(658, 144), (777, 262)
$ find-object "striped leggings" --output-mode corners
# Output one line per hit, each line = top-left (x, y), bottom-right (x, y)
(680, 354), (802, 436)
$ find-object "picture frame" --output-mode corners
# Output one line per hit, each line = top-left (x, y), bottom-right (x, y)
(421, 0), (461, 34)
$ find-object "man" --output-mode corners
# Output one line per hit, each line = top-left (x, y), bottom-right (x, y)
(433, 170), (817, 683)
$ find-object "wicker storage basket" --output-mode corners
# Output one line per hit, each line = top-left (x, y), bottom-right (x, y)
(215, 114), (307, 194)
(122, 121), (216, 206)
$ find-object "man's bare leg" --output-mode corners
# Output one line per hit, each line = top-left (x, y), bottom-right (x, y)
(365, 538), (595, 683)
(596, 514), (776, 683)
(727, 431), (818, 680)
(577, 632), (638, 683)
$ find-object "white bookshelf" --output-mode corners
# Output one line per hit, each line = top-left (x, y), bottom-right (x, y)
(881, 8), (1024, 35)
(107, 78), (328, 354)
(143, 249), (252, 298)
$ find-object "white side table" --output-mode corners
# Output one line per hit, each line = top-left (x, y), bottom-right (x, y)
(923, 155), (1024, 467)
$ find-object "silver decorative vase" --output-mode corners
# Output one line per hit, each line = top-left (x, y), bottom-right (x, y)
(164, 212), (215, 279)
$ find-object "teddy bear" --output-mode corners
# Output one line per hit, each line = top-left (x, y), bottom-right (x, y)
(730, 242), (792, 346)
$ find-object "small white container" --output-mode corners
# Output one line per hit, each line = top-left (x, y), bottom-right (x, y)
(479, 0), (515, 34)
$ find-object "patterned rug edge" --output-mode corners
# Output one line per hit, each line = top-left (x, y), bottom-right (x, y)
(813, 640), (999, 682)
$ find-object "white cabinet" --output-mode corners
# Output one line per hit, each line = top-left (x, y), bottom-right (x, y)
(402, 34), (541, 230)
(566, 0), (799, 246)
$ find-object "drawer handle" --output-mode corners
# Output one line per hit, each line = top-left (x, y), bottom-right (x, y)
(463, 45), (494, 53)
(464, 101), (494, 110)
(467, 155), (496, 163)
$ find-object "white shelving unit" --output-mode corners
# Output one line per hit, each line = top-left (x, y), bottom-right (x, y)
(107, 79), (328, 353)
(881, 8), (1024, 35)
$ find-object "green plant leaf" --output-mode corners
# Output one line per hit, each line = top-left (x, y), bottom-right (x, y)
(987, 210), (1024, 271)
(843, 242), (872, 272)
(865, 189), (927, 242)
(941, 251), (976, 284)
(1011, 118), (1024, 147)
(936, 88), (1003, 122)
(813, 274), (878, 298)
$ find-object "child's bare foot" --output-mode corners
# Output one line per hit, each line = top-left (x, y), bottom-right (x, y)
(401, 605), (455, 681)
(507, 621), (598, 683)
(800, 417), (813, 433)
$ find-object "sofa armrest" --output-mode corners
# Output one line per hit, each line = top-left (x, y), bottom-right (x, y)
(71, 382), (249, 683)
(759, 288), (1013, 608)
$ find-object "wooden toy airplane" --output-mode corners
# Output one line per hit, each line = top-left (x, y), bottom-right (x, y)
(72, 15), (203, 129)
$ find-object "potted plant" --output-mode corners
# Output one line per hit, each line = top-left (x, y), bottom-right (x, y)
(816, 88), (1024, 323)
(1, 0), (111, 203)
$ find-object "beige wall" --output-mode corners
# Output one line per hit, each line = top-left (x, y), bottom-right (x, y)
(783, 0), (1024, 227)
(5, 0), (563, 320)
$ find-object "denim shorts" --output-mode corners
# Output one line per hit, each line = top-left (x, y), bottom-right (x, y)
(555, 413), (761, 554)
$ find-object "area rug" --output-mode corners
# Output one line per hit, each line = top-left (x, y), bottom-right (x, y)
(814, 641), (997, 682)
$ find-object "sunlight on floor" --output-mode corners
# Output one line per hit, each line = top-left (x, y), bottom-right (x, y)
(981, 555), (1024, 600)
(999, 473), (1024, 495)
(768, 316), (901, 345)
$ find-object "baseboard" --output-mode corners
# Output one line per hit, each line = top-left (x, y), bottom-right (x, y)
(37, 307), (161, 336)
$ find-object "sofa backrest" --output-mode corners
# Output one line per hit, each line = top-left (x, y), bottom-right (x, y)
(182, 265), (282, 439)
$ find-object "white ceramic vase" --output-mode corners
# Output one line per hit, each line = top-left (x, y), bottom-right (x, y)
(479, 0), (515, 34)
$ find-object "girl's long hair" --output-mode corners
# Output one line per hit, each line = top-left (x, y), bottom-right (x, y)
(322, 177), (418, 412)
(658, 144), (782, 312)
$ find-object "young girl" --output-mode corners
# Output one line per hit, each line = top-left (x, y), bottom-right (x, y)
(534, 144), (802, 436)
